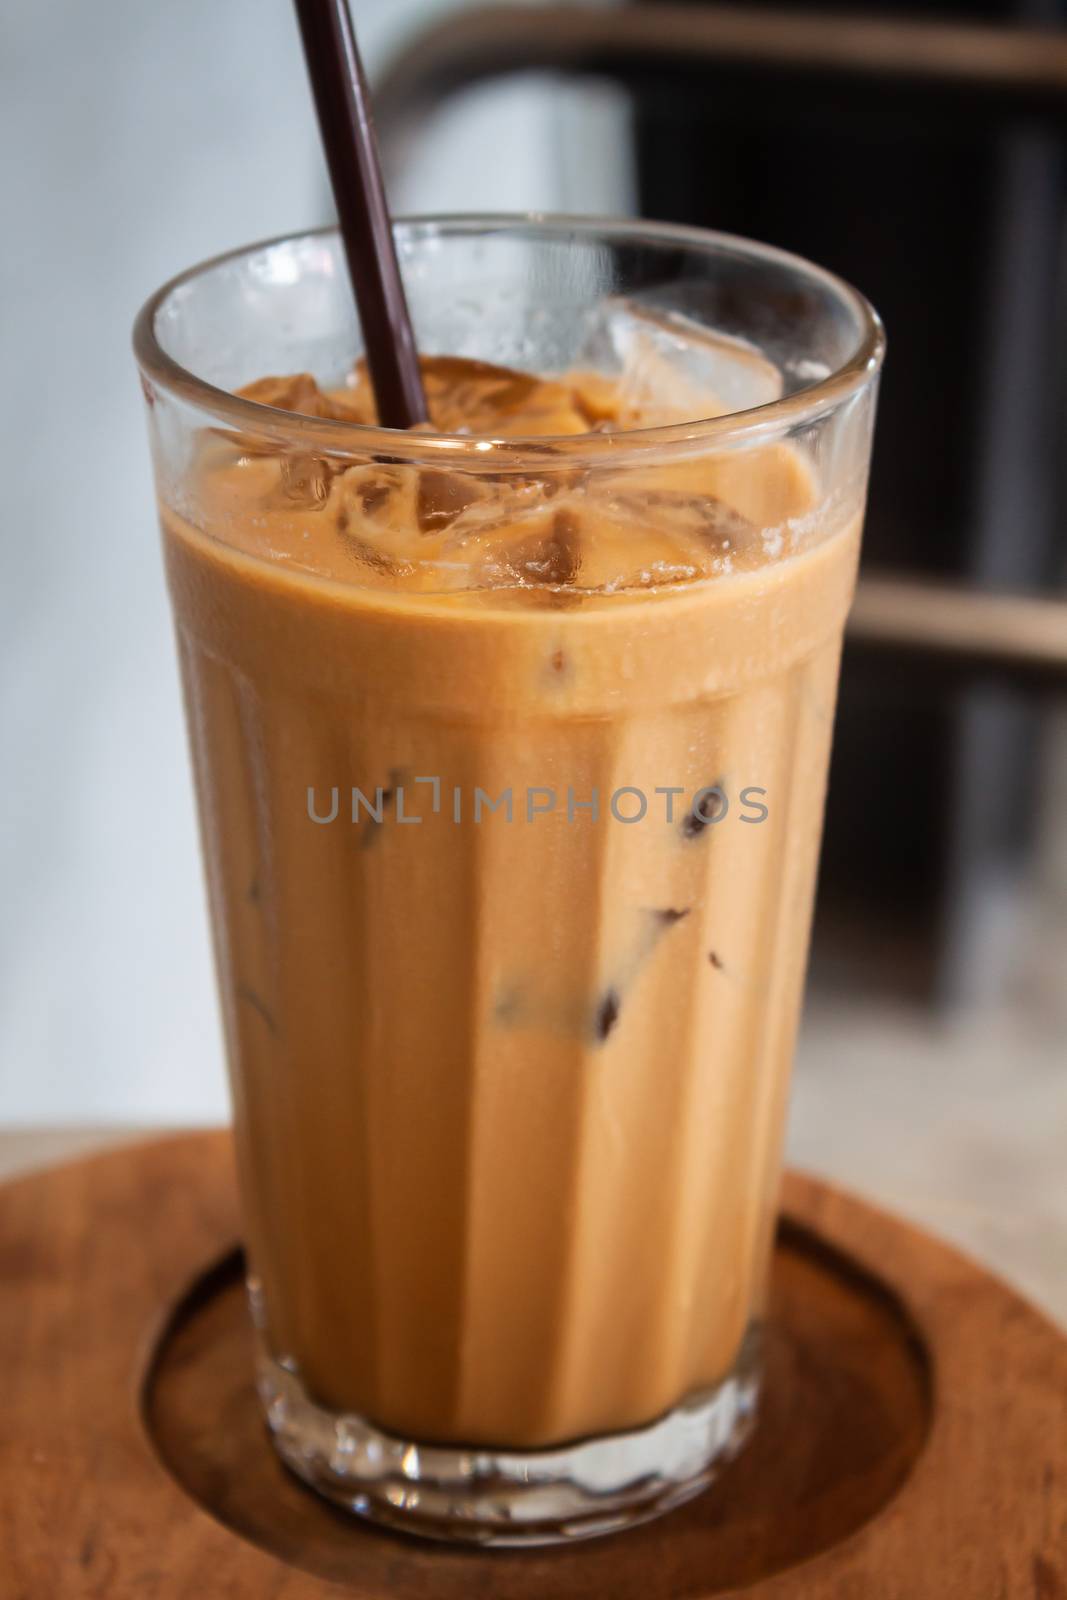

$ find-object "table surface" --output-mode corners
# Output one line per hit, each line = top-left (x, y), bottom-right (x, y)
(7, 1130), (1066, 1598)
(1, 1118), (1063, 1331)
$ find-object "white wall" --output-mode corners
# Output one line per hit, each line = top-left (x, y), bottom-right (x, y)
(0, 0), (632, 1122)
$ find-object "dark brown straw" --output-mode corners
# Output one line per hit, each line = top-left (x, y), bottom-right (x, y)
(293, 0), (428, 428)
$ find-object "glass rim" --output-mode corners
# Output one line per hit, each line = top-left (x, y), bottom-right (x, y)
(133, 212), (885, 466)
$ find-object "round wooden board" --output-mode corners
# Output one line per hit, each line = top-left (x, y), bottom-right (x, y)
(2, 1134), (1065, 1597)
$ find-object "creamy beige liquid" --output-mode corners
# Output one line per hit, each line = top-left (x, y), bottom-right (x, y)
(164, 358), (860, 1448)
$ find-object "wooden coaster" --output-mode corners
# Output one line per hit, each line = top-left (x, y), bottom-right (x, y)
(3, 1132), (1065, 1596)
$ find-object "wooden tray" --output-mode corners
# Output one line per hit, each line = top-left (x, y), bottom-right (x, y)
(3, 1132), (1065, 1597)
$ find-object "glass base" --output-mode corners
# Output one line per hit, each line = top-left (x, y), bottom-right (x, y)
(256, 1331), (761, 1547)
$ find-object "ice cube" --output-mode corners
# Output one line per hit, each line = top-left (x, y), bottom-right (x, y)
(239, 372), (328, 416)
(601, 448), (814, 546)
(498, 507), (582, 586)
(276, 455), (333, 510)
(575, 298), (783, 421)
(415, 469), (491, 533)
(237, 371), (377, 428)
(603, 488), (756, 552)
(423, 355), (596, 437)
(333, 464), (419, 537)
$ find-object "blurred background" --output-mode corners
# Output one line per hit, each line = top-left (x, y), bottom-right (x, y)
(1, 0), (1064, 1318)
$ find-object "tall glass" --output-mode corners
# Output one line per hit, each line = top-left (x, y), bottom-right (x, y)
(134, 216), (882, 1545)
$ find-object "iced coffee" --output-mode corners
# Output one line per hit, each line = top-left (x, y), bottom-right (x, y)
(136, 217), (882, 1544)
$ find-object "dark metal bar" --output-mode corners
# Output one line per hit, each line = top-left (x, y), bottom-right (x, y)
(375, 3), (1067, 154)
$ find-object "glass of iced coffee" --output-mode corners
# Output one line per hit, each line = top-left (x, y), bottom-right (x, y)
(134, 216), (882, 1545)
